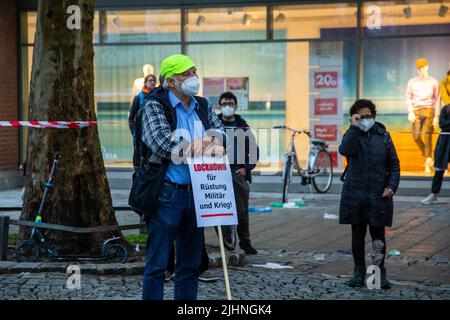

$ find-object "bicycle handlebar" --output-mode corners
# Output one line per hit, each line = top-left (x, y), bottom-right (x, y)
(273, 125), (311, 137)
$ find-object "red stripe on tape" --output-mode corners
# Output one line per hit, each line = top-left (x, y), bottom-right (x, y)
(200, 213), (234, 218)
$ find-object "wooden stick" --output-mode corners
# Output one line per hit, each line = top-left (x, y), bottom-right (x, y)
(217, 226), (232, 300)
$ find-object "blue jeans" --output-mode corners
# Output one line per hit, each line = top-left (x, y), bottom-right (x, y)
(142, 184), (204, 300)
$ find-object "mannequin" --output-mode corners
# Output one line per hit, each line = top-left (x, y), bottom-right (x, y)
(441, 70), (450, 106)
(131, 64), (154, 97)
(405, 58), (440, 174)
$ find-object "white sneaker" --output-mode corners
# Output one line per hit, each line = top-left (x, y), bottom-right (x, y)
(420, 193), (437, 205)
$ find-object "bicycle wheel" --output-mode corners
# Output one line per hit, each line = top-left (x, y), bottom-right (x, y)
(214, 226), (237, 251)
(15, 240), (40, 262)
(312, 150), (333, 193)
(282, 156), (293, 203)
(222, 225), (237, 251)
(104, 243), (128, 263)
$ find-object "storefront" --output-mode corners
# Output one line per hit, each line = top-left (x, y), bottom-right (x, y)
(17, 0), (450, 175)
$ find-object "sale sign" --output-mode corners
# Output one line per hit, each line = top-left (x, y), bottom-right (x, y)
(187, 156), (238, 228)
(314, 71), (338, 89)
(314, 125), (338, 141)
(309, 42), (344, 170)
(314, 98), (338, 115)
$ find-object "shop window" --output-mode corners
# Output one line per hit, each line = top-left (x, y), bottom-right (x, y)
(272, 3), (358, 40)
(187, 6), (266, 41)
(362, 1), (450, 37)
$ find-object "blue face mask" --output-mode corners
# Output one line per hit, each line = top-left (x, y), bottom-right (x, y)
(357, 118), (375, 132)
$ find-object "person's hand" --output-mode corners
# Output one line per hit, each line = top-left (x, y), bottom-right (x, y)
(203, 145), (226, 158)
(350, 114), (360, 126)
(382, 188), (394, 198)
(408, 111), (416, 122)
(187, 139), (204, 157)
(201, 136), (214, 149)
(235, 167), (247, 177)
(433, 116), (439, 128)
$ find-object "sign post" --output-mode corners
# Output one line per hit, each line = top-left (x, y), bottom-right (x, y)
(188, 156), (238, 300)
(217, 226), (232, 300)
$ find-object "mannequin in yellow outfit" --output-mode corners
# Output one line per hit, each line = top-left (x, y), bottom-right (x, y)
(441, 70), (450, 106)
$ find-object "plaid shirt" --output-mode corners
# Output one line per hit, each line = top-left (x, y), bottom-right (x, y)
(141, 97), (224, 161)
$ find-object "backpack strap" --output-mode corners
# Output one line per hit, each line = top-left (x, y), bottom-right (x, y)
(194, 96), (212, 130)
(138, 92), (145, 109)
(340, 163), (348, 182)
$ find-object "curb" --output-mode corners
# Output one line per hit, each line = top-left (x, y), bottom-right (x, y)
(0, 252), (246, 275)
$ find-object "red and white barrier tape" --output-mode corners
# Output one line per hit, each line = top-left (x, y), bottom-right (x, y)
(1, 121), (450, 135)
(0, 121), (97, 128)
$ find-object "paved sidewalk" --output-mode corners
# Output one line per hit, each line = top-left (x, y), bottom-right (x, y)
(1, 189), (449, 300)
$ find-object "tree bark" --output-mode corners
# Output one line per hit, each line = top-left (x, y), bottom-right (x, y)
(19, 0), (122, 254)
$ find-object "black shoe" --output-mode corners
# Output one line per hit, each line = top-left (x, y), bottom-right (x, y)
(380, 267), (391, 289)
(347, 266), (366, 287)
(240, 242), (257, 255)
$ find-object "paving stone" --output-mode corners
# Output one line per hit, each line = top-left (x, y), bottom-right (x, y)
(9, 263), (40, 273)
(0, 261), (16, 273)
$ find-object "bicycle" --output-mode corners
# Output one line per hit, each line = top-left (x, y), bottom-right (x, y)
(274, 125), (333, 202)
(15, 152), (128, 263)
(214, 225), (237, 251)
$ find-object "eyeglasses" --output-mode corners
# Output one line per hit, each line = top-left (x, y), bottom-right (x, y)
(219, 102), (236, 107)
(147, 79), (156, 83)
(359, 115), (373, 119)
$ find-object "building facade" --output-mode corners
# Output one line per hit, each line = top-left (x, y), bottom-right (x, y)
(1, 0), (450, 189)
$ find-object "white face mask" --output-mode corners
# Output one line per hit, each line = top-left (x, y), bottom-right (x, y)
(357, 118), (375, 132)
(174, 76), (199, 96)
(221, 105), (235, 118)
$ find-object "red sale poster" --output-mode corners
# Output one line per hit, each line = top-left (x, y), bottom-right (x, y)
(313, 71), (338, 89)
(314, 98), (338, 115)
(314, 125), (338, 141)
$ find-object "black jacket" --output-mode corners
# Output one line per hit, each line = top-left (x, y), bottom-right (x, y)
(218, 114), (260, 183)
(434, 105), (450, 171)
(338, 121), (400, 227)
(128, 91), (152, 133)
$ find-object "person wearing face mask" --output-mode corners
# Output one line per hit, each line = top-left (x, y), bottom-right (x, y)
(129, 74), (157, 140)
(217, 91), (260, 255)
(339, 99), (400, 289)
(138, 54), (226, 300)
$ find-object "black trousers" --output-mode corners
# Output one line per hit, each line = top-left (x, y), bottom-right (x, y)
(351, 224), (386, 268)
(432, 170), (445, 194)
(232, 172), (251, 244)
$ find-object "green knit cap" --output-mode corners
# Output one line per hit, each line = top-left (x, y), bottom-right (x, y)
(160, 54), (196, 79)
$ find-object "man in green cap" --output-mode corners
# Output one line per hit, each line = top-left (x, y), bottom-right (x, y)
(138, 54), (226, 300)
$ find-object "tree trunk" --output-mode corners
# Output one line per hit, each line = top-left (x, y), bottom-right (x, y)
(19, 0), (122, 254)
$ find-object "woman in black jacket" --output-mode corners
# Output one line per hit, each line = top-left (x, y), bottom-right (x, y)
(421, 104), (450, 204)
(339, 99), (400, 289)
(128, 74), (157, 139)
